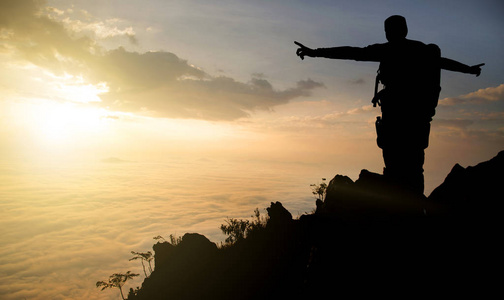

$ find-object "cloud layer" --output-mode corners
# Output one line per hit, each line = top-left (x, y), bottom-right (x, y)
(439, 84), (504, 106)
(0, 0), (324, 121)
(0, 159), (319, 300)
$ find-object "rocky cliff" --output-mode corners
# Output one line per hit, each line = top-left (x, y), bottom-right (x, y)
(127, 151), (503, 299)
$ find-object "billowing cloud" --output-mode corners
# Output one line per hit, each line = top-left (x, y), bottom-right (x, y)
(61, 16), (138, 44)
(98, 73), (324, 120)
(0, 0), (324, 121)
(440, 84), (504, 106)
(88, 48), (324, 120)
(0, 0), (97, 75)
(433, 84), (504, 139)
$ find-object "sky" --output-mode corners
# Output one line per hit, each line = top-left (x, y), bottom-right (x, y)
(0, 0), (503, 299)
(1, 0), (503, 176)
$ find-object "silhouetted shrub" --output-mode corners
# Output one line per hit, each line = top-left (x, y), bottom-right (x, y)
(220, 208), (267, 245)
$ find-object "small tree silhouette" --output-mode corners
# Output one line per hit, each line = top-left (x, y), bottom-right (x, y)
(129, 251), (153, 278)
(154, 234), (182, 245)
(247, 208), (268, 235)
(220, 208), (267, 245)
(220, 218), (250, 244)
(96, 271), (139, 300)
(168, 234), (182, 245)
(127, 287), (140, 298)
(153, 235), (166, 242)
(310, 178), (327, 201)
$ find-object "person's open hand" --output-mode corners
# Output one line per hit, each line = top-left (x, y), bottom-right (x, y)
(295, 41), (315, 60)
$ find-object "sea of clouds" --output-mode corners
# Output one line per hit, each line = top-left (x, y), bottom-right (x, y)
(0, 158), (325, 299)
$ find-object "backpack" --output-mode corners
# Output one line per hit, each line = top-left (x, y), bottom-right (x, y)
(373, 42), (441, 149)
(373, 42), (441, 121)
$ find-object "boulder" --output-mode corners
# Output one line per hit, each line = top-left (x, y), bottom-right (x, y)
(152, 242), (174, 271)
(178, 233), (218, 253)
(266, 201), (292, 228)
(429, 150), (504, 212)
(319, 169), (432, 221)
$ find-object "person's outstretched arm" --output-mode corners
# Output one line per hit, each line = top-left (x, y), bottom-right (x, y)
(441, 58), (484, 76)
(295, 41), (380, 62)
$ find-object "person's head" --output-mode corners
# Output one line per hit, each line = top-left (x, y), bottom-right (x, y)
(385, 15), (408, 42)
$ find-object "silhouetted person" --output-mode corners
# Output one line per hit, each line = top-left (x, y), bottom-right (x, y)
(295, 15), (483, 195)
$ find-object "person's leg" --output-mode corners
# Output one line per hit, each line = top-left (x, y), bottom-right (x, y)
(383, 147), (425, 195)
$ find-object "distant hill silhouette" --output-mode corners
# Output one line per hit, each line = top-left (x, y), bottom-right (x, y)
(126, 151), (503, 300)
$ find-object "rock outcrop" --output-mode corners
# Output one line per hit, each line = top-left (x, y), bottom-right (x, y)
(127, 151), (503, 300)
(428, 150), (504, 216)
(266, 201), (292, 228)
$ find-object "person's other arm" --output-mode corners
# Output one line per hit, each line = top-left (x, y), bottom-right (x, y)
(440, 57), (484, 76)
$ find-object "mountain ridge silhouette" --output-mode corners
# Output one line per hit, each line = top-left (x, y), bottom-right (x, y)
(125, 150), (503, 299)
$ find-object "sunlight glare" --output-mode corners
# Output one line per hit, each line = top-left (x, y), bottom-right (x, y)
(32, 101), (111, 146)
(45, 72), (109, 103)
